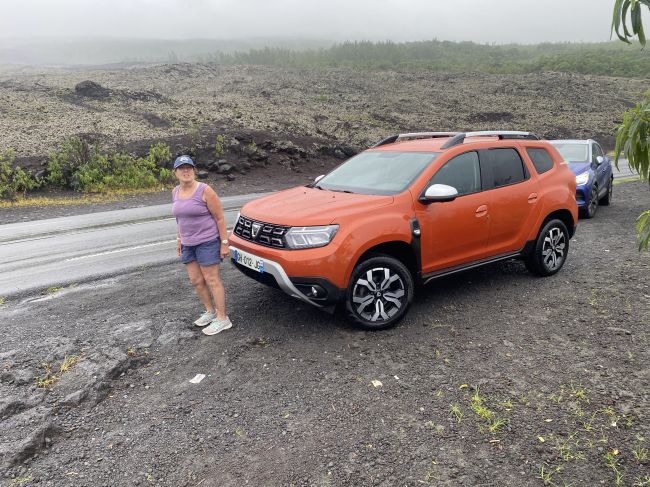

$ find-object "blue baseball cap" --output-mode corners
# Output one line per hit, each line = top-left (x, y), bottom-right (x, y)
(173, 155), (195, 169)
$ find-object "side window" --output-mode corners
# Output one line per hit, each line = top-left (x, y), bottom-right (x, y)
(593, 143), (604, 160)
(486, 148), (526, 188)
(526, 148), (554, 175)
(429, 151), (480, 196)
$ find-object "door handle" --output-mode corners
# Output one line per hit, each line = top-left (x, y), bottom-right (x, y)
(475, 205), (488, 217)
(528, 193), (538, 203)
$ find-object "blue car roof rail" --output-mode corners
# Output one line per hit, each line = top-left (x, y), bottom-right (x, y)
(441, 131), (540, 149)
(372, 132), (459, 148)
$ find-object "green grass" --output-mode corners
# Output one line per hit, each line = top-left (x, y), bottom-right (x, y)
(613, 176), (641, 185)
(450, 403), (464, 423)
(35, 354), (83, 388)
(0, 186), (169, 209)
(8, 476), (33, 486)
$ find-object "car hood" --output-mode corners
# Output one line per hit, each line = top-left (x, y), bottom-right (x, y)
(567, 161), (591, 176)
(240, 186), (394, 226)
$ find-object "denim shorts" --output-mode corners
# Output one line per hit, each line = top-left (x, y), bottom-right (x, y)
(180, 238), (222, 266)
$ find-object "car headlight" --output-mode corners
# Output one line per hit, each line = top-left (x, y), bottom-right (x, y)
(575, 172), (589, 186)
(285, 225), (339, 249)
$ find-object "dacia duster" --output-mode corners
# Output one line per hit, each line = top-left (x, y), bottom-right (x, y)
(229, 131), (578, 329)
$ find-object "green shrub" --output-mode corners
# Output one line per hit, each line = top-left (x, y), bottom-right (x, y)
(0, 160), (14, 200)
(0, 149), (42, 200)
(44, 138), (173, 193)
(159, 167), (175, 183)
(147, 143), (172, 167)
(215, 134), (227, 158)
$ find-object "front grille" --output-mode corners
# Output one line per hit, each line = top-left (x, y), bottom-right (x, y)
(233, 215), (289, 248)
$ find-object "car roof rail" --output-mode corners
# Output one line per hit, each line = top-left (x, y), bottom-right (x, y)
(372, 132), (459, 148)
(440, 131), (540, 149)
(371, 135), (399, 147)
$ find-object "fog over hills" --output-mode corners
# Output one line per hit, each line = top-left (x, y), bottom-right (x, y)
(2, 0), (643, 66)
(0, 37), (334, 66)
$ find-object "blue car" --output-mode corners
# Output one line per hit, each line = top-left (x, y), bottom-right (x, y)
(550, 139), (614, 218)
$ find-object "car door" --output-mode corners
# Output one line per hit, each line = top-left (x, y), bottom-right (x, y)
(591, 142), (611, 195)
(415, 150), (491, 273)
(481, 147), (542, 256)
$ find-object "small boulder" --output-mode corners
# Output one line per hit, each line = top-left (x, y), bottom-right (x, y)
(217, 163), (233, 174)
(196, 170), (209, 179)
(75, 81), (110, 99)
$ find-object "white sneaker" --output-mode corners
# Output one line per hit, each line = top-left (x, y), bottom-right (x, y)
(194, 311), (216, 327)
(202, 317), (232, 336)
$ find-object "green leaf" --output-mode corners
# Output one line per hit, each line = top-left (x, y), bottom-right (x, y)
(637, 211), (650, 250)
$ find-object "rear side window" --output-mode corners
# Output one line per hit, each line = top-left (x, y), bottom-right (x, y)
(429, 151), (481, 196)
(527, 148), (554, 175)
(485, 148), (526, 188)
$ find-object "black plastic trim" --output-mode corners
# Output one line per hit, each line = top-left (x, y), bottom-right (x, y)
(372, 135), (399, 148)
(441, 132), (540, 149)
(289, 277), (345, 305)
(409, 218), (423, 281)
(232, 261), (281, 289)
(421, 250), (523, 283)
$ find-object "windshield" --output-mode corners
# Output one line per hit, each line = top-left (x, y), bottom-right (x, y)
(551, 142), (589, 163)
(317, 151), (440, 195)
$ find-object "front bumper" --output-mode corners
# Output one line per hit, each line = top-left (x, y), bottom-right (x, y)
(576, 185), (588, 208)
(229, 245), (344, 308)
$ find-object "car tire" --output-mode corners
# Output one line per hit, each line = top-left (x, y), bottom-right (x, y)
(524, 219), (570, 277)
(582, 185), (598, 219)
(345, 255), (414, 330)
(599, 178), (613, 206)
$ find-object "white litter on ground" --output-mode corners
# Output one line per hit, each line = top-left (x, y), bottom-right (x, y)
(189, 374), (206, 384)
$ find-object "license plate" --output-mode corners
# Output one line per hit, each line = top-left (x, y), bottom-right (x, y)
(232, 249), (264, 273)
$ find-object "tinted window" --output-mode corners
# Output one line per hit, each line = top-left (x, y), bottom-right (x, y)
(527, 148), (554, 175)
(486, 148), (526, 188)
(429, 151), (480, 196)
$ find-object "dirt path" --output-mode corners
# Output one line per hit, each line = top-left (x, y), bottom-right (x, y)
(1, 181), (649, 486)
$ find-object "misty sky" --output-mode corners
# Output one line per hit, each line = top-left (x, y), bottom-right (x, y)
(1, 0), (627, 44)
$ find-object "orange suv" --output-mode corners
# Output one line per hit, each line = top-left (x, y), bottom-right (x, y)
(229, 131), (578, 329)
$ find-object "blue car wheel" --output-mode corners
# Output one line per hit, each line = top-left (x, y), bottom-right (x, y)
(583, 185), (598, 219)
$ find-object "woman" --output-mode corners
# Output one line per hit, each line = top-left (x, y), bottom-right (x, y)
(172, 155), (232, 336)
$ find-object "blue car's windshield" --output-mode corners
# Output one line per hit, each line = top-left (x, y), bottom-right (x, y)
(551, 143), (589, 163)
(317, 151), (440, 195)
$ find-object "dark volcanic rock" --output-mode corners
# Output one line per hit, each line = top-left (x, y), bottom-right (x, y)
(74, 81), (110, 99)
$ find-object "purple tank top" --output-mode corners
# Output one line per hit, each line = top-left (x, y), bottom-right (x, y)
(172, 183), (219, 246)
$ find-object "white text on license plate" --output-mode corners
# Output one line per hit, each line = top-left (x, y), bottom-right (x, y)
(232, 249), (264, 273)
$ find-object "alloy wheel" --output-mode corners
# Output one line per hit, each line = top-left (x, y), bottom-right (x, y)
(351, 267), (406, 322)
(541, 227), (566, 272)
(587, 186), (598, 217)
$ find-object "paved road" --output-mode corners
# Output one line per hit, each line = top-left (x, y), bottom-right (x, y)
(612, 158), (635, 179)
(0, 193), (269, 298)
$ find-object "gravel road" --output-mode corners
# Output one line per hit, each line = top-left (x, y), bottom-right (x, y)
(1, 180), (648, 486)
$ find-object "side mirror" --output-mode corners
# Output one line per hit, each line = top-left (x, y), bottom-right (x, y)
(314, 175), (325, 184)
(422, 184), (458, 203)
(596, 156), (604, 165)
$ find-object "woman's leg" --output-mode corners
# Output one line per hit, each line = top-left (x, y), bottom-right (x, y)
(200, 264), (226, 320)
(186, 261), (215, 313)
